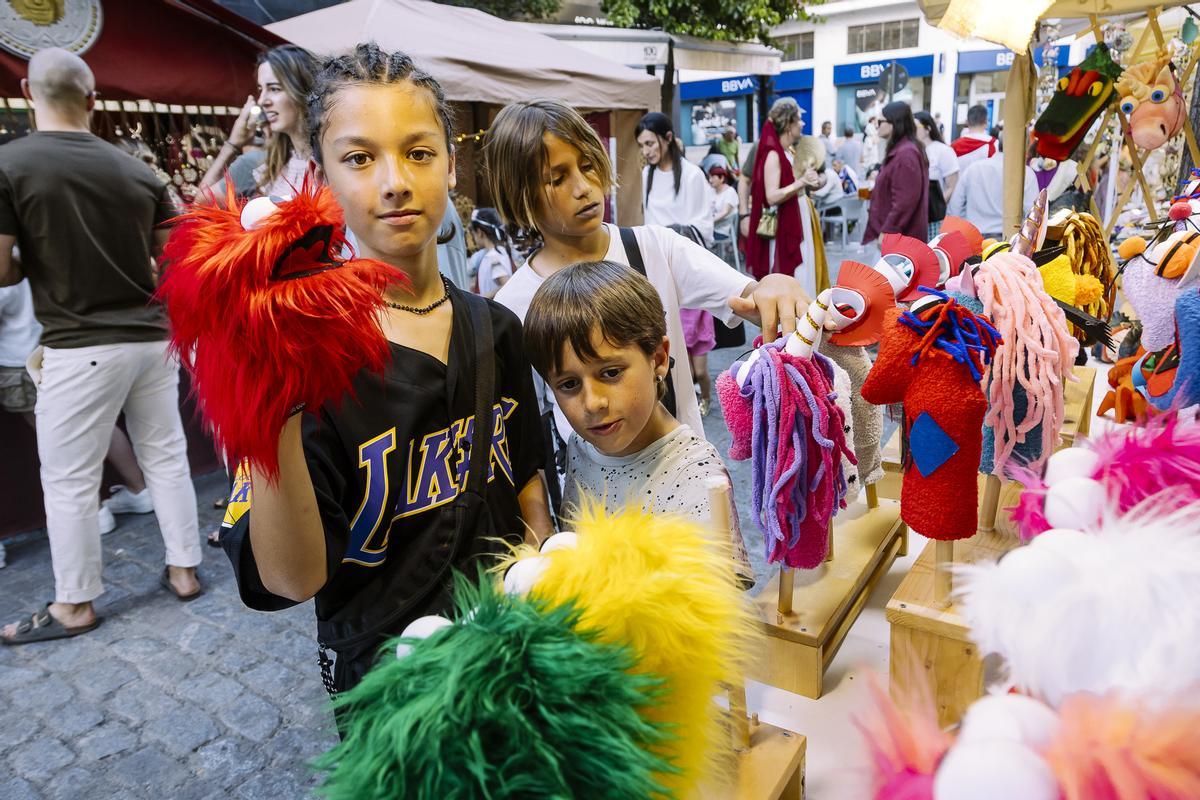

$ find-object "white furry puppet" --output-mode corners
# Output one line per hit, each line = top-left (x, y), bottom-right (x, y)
(860, 502), (1200, 800)
(957, 502), (1200, 707)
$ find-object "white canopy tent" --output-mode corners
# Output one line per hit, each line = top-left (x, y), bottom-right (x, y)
(267, 0), (659, 109)
(268, 0), (661, 223)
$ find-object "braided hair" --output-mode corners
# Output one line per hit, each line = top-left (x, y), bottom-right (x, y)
(307, 42), (455, 166)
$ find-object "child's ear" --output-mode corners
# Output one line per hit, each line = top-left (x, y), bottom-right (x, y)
(447, 146), (457, 192)
(312, 160), (325, 186)
(655, 335), (670, 376)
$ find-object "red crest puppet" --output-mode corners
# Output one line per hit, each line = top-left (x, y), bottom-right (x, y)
(158, 182), (404, 479)
(875, 233), (941, 302)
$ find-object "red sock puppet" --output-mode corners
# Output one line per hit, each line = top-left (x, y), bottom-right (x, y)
(861, 294), (1001, 540)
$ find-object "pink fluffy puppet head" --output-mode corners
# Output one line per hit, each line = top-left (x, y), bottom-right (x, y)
(1011, 411), (1200, 538)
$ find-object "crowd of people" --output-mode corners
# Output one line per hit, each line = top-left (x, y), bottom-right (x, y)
(0, 37), (1055, 718)
(0, 42), (809, 699)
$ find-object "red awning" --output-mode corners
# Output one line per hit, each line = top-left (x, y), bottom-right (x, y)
(0, 0), (286, 106)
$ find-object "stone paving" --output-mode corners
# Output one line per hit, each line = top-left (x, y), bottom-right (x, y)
(0, 339), (776, 800)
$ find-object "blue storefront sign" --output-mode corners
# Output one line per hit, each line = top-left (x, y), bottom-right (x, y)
(773, 68), (815, 125)
(680, 74), (759, 101)
(833, 55), (935, 85)
(957, 47), (1072, 74)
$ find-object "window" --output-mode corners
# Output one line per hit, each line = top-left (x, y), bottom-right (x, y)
(776, 32), (814, 61)
(847, 19), (919, 54)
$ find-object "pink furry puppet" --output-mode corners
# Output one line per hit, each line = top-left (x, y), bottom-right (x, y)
(1011, 411), (1200, 538)
(856, 676), (950, 800)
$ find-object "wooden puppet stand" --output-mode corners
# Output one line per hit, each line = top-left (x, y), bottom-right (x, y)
(696, 480), (808, 799)
(884, 366), (1096, 726)
(746, 484), (907, 699)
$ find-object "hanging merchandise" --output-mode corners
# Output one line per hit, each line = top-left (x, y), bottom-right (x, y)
(158, 183), (402, 477)
(1043, 210), (1117, 337)
(1115, 50), (1189, 151)
(1012, 411), (1200, 538)
(319, 507), (755, 798)
(860, 497), (1200, 800)
(1033, 44), (1123, 162)
(860, 292), (1002, 540)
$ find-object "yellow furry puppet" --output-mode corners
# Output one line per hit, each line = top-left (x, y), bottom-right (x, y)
(501, 503), (758, 795)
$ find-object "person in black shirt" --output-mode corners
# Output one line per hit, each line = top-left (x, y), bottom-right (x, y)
(218, 44), (552, 693)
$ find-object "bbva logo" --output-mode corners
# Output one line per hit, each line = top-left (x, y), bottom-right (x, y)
(721, 77), (755, 93)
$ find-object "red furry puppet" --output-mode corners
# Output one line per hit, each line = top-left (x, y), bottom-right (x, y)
(158, 182), (404, 479)
(861, 293), (1001, 539)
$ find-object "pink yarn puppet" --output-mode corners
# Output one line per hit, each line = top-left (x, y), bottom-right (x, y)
(717, 338), (855, 568)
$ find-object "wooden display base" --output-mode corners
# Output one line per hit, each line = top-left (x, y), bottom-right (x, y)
(885, 478), (1024, 726)
(697, 720), (808, 799)
(747, 497), (907, 699)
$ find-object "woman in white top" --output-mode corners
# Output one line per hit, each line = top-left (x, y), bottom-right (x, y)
(635, 111), (722, 415)
(635, 112), (714, 244)
(467, 207), (515, 298)
(915, 110), (959, 239)
(200, 45), (319, 200)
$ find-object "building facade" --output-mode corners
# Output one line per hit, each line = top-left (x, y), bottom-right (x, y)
(682, 0), (1083, 147)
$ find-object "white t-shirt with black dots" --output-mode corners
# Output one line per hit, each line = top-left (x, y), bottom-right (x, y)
(561, 424), (752, 581)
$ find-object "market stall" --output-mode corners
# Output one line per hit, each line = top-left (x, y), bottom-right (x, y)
(0, 0), (284, 538)
(266, 0), (660, 226)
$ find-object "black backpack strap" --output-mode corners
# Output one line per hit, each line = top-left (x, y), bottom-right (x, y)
(618, 226), (678, 419)
(620, 227), (646, 276)
(463, 292), (494, 495)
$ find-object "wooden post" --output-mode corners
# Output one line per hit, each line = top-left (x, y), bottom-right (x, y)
(978, 474), (1002, 533)
(777, 567), (795, 616)
(706, 478), (752, 753)
(866, 483), (879, 510)
(824, 520), (834, 563)
(933, 540), (954, 605)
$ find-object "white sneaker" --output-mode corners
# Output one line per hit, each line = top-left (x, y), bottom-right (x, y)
(99, 504), (117, 535)
(104, 485), (153, 514)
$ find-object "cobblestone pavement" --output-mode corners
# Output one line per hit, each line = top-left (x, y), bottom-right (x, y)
(0, 332), (781, 800)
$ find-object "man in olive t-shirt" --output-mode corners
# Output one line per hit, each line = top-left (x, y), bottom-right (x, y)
(0, 48), (201, 645)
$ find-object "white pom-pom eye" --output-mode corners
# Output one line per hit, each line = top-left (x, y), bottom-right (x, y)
(1043, 476), (1105, 530)
(394, 615), (452, 659)
(539, 531), (578, 554)
(239, 195), (283, 230)
(1042, 447), (1100, 486)
(933, 740), (1059, 800)
(956, 694), (1060, 751)
(502, 556), (549, 597)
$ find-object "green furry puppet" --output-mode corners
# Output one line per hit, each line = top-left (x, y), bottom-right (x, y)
(315, 576), (677, 799)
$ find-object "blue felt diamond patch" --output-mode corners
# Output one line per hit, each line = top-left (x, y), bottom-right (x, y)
(910, 412), (959, 477)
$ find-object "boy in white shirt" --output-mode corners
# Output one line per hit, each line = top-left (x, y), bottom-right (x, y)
(523, 260), (753, 585)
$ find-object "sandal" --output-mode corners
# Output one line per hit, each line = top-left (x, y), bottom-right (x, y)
(206, 529), (222, 548)
(160, 567), (204, 602)
(1, 604), (102, 645)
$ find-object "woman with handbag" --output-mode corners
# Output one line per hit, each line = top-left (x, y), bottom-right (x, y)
(745, 98), (808, 281)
